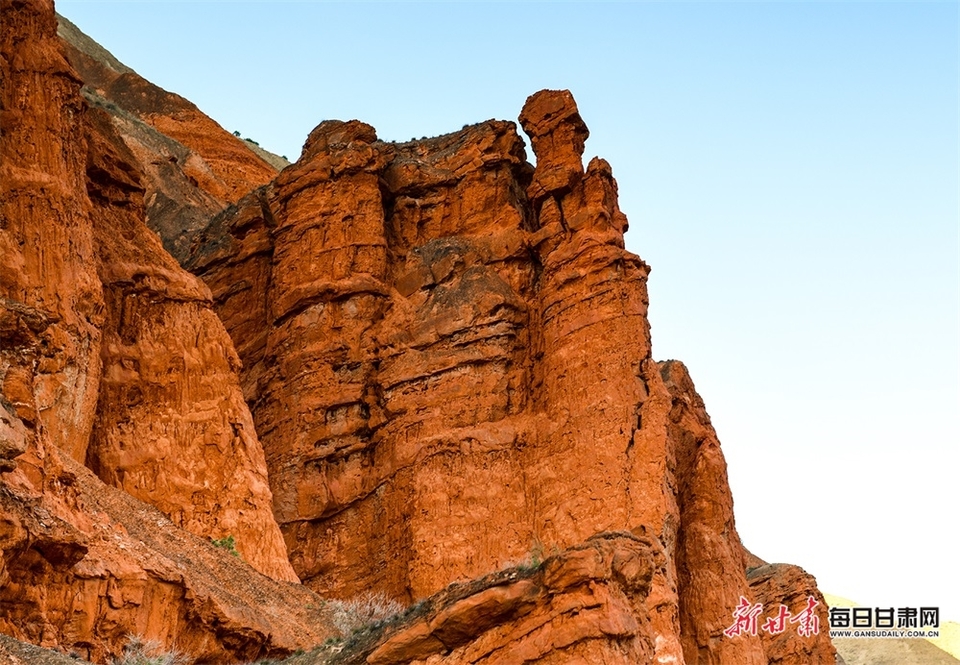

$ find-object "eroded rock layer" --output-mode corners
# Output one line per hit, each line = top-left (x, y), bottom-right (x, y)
(0, 451), (326, 663)
(1, 0), (104, 468)
(83, 108), (297, 582)
(56, 14), (283, 262)
(2, 2), (838, 663)
(2, 2), (308, 660)
(748, 562), (836, 665)
(334, 534), (660, 665)
(186, 90), (836, 664)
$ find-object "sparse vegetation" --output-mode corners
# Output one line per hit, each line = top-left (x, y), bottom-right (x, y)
(529, 540), (545, 568)
(511, 539), (554, 573)
(232, 130), (261, 145)
(328, 591), (404, 637)
(113, 635), (188, 665)
(211, 535), (240, 558)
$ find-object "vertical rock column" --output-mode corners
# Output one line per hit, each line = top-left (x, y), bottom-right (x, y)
(83, 110), (298, 582)
(0, 0), (298, 581)
(257, 120), (399, 592)
(519, 90), (652, 550)
(519, 89), (692, 663)
(0, 0), (104, 468)
(196, 119), (545, 600)
(371, 123), (538, 599)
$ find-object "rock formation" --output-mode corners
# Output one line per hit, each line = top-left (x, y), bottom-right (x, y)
(84, 107), (297, 582)
(56, 14), (284, 262)
(1, 1), (838, 663)
(336, 534), (661, 665)
(1, 0), (316, 660)
(748, 561), (837, 665)
(0, 0), (295, 583)
(186, 90), (837, 663)
(0, 452), (326, 663)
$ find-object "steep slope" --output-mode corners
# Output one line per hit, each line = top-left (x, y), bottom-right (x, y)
(0, 633), (94, 664)
(2, 2), (317, 661)
(0, 451), (327, 663)
(56, 14), (282, 261)
(5, 6), (298, 583)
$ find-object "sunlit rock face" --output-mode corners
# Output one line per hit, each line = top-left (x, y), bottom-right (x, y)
(1, 2), (314, 661)
(188, 89), (834, 664)
(1, 3), (836, 660)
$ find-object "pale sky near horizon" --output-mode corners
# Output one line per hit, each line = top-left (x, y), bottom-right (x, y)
(57, 0), (959, 623)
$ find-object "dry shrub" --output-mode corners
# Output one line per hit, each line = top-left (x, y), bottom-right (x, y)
(329, 591), (404, 636)
(114, 634), (190, 665)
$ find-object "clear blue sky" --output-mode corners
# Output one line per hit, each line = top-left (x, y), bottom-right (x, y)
(59, 0), (959, 622)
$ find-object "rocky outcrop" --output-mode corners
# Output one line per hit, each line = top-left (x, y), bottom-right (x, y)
(187, 117), (543, 603)
(3, 2), (838, 663)
(748, 562), (836, 665)
(0, 451), (326, 663)
(328, 533), (659, 665)
(2, 1), (310, 660)
(0, 3), (296, 580)
(186, 88), (835, 664)
(0, 0), (294, 583)
(658, 359), (768, 664)
(83, 107), (298, 582)
(56, 14), (282, 261)
(1, 0), (104, 468)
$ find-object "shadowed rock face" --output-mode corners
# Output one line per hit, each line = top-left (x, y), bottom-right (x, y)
(83, 108), (298, 583)
(56, 14), (283, 262)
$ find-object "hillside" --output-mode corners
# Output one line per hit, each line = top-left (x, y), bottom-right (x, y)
(1, 1), (836, 663)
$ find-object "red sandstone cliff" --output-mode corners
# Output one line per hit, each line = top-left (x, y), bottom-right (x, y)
(1, 2), (838, 663)
(56, 13), (284, 262)
(0, 0), (295, 583)
(186, 92), (837, 663)
(1, 1), (318, 660)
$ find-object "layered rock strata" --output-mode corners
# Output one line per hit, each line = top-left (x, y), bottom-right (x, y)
(331, 533), (660, 665)
(186, 90), (836, 664)
(1, 2), (839, 662)
(2, 2), (311, 660)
